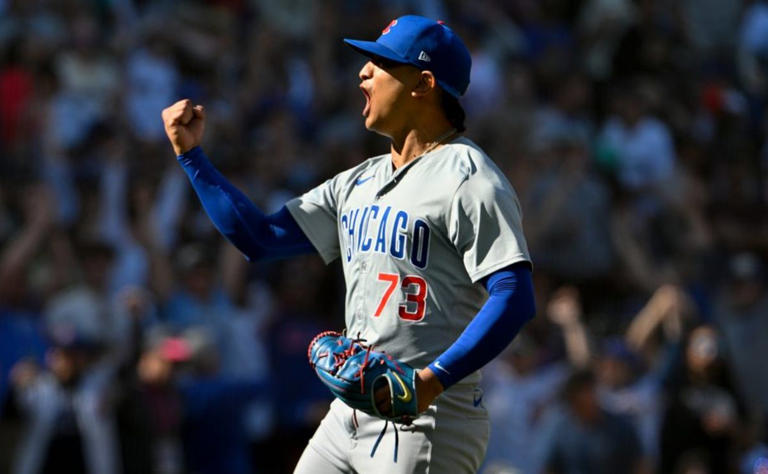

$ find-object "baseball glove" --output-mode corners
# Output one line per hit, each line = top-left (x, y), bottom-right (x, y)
(308, 331), (419, 423)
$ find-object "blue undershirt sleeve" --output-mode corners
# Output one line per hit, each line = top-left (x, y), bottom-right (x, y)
(177, 146), (315, 261)
(427, 262), (536, 389)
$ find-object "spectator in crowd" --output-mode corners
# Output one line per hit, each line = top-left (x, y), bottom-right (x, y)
(11, 330), (120, 474)
(524, 128), (614, 283)
(256, 257), (335, 472)
(44, 239), (131, 360)
(124, 28), (180, 144)
(738, 0), (768, 97)
(157, 243), (237, 343)
(49, 13), (119, 152)
(660, 324), (747, 474)
(610, 284), (697, 466)
(595, 337), (662, 466)
(0, 184), (54, 414)
(170, 328), (265, 474)
(482, 285), (590, 474)
(714, 253), (768, 432)
(598, 81), (676, 193)
(482, 334), (566, 474)
(538, 370), (645, 474)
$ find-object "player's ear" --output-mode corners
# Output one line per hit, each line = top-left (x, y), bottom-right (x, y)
(412, 70), (437, 98)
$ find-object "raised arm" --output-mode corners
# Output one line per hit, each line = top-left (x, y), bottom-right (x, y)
(625, 284), (688, 352)
(0, 184), (55, 298)
(161, 99), (315, 261)
(546, 286), (592, 369)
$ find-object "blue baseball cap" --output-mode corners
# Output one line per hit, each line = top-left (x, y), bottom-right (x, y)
(344, 15), (472, 98)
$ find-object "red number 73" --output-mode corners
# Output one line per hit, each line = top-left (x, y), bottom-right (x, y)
(374, 273), (428, 321)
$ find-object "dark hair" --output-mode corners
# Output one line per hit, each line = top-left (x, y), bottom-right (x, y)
(76, 238), (115, 261)
(440, 91), (466, 133)
(561, 369), (596, 402)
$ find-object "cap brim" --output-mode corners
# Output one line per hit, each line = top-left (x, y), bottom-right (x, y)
(343, 39), (408, 64)
(345, 38), (464, 98)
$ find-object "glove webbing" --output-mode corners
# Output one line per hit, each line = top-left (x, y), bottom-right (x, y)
(309, 331), (409, 397)
(315, 333), (374, 393)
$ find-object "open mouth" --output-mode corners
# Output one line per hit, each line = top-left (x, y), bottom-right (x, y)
(360, 86), (371, 117)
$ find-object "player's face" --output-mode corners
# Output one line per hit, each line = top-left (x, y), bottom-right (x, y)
(357, 58), (420, 136)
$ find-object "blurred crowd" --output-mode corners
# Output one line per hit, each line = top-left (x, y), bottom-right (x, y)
(1, 0), (768, 473)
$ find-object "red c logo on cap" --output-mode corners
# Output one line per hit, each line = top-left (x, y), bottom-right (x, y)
(382, 19), (397, 35)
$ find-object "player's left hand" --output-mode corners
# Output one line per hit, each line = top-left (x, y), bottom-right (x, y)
(375, 367), (444, 415)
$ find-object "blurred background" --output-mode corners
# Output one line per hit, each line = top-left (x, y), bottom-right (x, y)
(1, 0), (768, 473)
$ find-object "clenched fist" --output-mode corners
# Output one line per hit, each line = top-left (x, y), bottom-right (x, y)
(162, 99), (205, 155)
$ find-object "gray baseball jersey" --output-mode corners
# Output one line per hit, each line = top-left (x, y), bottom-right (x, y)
(286, 136), (530, 386)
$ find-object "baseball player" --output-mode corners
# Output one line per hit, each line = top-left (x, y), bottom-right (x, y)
(162, 15), (535, 474)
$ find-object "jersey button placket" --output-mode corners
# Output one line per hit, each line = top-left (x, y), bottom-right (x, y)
(354, 257), (369, 333)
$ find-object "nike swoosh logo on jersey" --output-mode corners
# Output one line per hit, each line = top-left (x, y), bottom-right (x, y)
(391, 372), (412, 403)
(433, 361), (450, 375)
(473, 390), (483, 407)
(355, 176), (373, 186)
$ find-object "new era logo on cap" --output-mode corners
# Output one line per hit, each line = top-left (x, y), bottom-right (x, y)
(343, 15), (472, 97)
